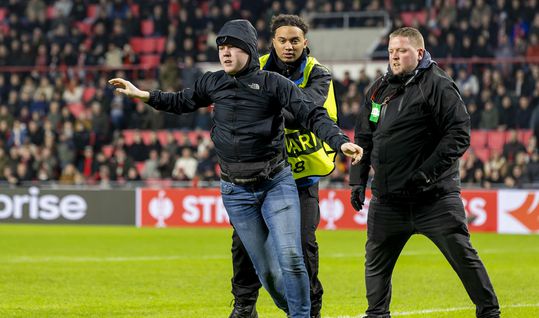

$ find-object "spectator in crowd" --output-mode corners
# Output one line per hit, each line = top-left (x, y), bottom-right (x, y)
(127, 130), (150, 162)
(525, 150), (539, 183)
(479, 100), (499, 130)
(142, 149), (161, 179)
(503, 130), (527, 163)
(157, 149), (175, 179)
(172, 147), (198, 181)
(515, 96), (533, 129)
(110, 148), (135, 181)
(59, 163), (81, 185)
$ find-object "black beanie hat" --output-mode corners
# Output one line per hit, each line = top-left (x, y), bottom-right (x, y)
(216, 36), (250, 55)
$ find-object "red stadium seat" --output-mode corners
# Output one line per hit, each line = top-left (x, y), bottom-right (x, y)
(102, 145), (114, 158)
(140, 54), (161, 68)
(46, 6), (56, 19)
(400, 10), (428, 26)
(123, 130), (135, 145)
(474, 147), (490, 163)
(156, 130), (169, 146)
(140, 38), (157, 54)
(141, 19), (155, 36)
(0, 8), (8, 20)
(172, 131), (192, 146)
(487, 131), (506, 152)
(130, 4), (140, 17)
(135, 162), (145, 173)
(470, 130), (488, 150)
(87, 4), (99, 18)
(82, 87), (96, 103)
(141, 131), (153, 145)
(155, 37), (166, 53)
(0, 23), (9, 34)
(129, 37), (145, 53)
(75, 21), (92, 35)
(67, 103), (85, 119)
(517, 129), (533, 146)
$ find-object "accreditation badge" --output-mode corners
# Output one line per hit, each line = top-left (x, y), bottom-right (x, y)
(370, 100), (381, 123)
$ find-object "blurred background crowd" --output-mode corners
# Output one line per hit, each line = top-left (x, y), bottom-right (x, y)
(0, 0), (538, 188)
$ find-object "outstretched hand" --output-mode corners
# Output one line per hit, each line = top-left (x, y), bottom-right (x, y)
(341, 142), (363, 165)
(108, 78), (150, 102)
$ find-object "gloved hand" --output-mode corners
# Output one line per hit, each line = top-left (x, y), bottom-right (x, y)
(350, 185), (366, 211)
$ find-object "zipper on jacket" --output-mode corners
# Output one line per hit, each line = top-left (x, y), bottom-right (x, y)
(379, 96), (390, 126)
(232, 76), (240, 161)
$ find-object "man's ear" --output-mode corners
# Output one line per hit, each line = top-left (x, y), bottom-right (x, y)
(418, 48), (425, 61)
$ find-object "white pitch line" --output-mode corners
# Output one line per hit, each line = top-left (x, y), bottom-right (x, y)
(2, 255), (229, 263)
(2, 248), (538, 263)
(326, 303), (539, 318)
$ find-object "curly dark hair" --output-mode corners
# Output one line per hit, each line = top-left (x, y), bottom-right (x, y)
(270, 14), (309, 37)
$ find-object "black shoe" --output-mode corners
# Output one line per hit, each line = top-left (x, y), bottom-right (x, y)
(311, 313), (321, 318)
(229, 302), (258, 318)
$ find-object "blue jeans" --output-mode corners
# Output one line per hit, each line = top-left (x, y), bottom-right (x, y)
(221, 167), (310, 318)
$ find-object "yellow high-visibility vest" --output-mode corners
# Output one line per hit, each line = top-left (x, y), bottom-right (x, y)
(260, 54), (338, 179)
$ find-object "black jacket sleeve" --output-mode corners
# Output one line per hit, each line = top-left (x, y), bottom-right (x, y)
(277, 75), (349, 152)
(349, 81), (377, 186)
(283, 65), (332, 129)
(147, 72), (213, 114)
(302, 65), (332, 108)
(419, 73), (470, 181)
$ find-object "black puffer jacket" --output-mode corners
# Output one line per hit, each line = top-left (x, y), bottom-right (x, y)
(147, 19), (348, 163)
(350, 51), (470, 200)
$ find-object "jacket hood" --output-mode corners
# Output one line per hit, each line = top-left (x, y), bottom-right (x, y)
(216, 19), (260, 73)
(417, 50), (436, 70)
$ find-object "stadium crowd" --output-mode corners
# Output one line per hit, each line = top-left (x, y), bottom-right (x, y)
(0, 0), (538, 188)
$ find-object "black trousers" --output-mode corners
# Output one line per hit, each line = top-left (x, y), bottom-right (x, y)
(364, 192), (500, 318)
(230, 182), (323, 314)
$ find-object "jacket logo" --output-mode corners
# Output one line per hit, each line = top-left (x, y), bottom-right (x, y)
(248, 83), (260, 90)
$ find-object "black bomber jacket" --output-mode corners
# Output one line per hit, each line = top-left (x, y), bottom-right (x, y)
(350, 51), (470, 200)
(147, 20), (349, 164)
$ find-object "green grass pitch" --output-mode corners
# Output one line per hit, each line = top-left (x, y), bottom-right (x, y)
(0, 225), (537, 317)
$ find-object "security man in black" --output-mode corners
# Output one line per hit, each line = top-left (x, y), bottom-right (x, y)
(349, 27), (500, 318)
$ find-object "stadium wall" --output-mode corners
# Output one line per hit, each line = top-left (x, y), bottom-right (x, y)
(134, 187), (539, 234)
(0, 187), (136, 225)
(1, 187), (537, 234)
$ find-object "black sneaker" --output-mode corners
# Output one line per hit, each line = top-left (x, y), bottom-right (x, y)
(229, 302), (258, 318)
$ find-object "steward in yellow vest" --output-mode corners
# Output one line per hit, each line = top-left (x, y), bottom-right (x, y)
(260, 50), (339, 186)
(229, 15), (343, 318)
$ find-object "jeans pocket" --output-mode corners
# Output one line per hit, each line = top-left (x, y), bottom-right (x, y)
(220, 182), (234, 195)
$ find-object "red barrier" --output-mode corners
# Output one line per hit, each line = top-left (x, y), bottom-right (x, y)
(137, 188), (529, 233)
